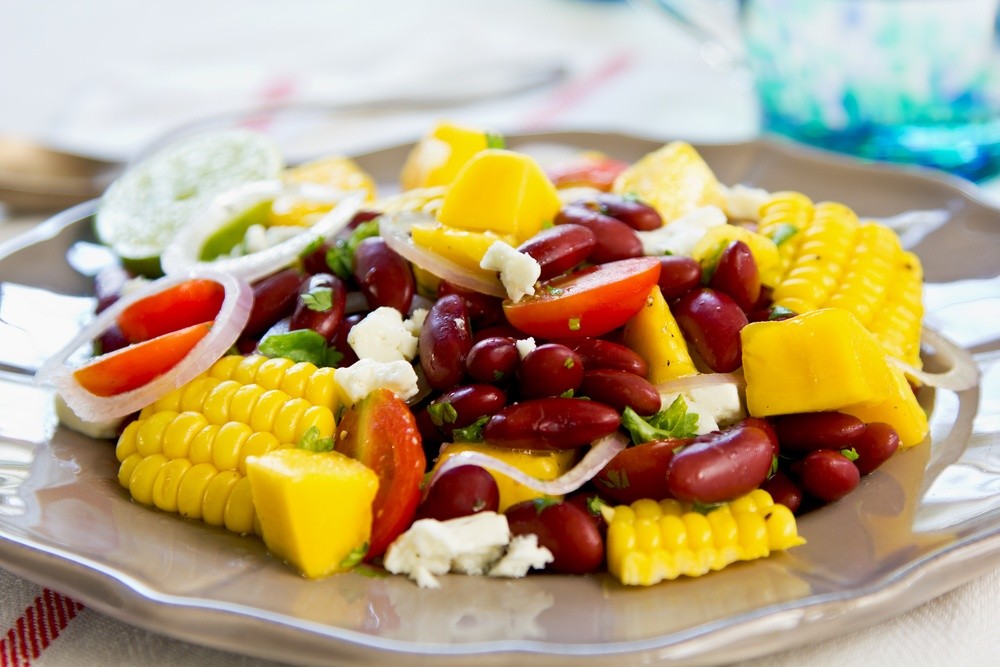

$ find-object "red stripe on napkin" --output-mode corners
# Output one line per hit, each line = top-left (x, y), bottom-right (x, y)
(1, 591), (84, 667)
(517, 51), (634, 131)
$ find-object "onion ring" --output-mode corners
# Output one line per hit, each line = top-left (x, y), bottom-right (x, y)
(379, 212), (507, 298)
(161, 183), (365, 283)
(655, 372), (746, 396)
(428, 432), (628, 497)
(892, 327), (980, 392)
(36, 269), (253, 423)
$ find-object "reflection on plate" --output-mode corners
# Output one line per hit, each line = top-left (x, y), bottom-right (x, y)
(0, 133), (998, 666)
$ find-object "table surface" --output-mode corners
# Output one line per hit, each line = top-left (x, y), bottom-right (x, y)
(1, 1), (999, 665)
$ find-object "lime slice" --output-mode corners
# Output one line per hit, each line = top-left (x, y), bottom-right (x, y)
(95, 129), (283, 273)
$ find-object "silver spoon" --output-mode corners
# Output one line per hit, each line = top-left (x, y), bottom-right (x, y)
(0, 60), (568, 213)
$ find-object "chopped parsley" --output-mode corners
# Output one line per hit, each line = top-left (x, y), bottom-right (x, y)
(298, 425), (334, 452)
(300, 286), (333, 312)
(621, 395), (699, 444)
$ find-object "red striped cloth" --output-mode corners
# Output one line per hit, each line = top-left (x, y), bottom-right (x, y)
(1, 589), (83, 667)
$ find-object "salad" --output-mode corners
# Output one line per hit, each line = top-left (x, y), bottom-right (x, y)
(36, 121), (967, 589)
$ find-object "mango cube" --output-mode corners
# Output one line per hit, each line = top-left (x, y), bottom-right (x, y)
(246, 448), (379, 579)
(400, 121), (493, 190)
(741, 308), (895, 417)
(434, 442), (576, 511)
(622, 286), (697, 383)
(410, 223), (512, 273)
(436, 149), (561, 242)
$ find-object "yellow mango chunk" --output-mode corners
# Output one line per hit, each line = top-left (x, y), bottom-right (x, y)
(401, 121), (495, 190)
(436, 149), (561, 242)
(246, 448), (379, 579)
(410, 223), (513, 273)
(622, 286), (697, 383)
(692, 224), (783, 287)
(842, 366), (929, 448)
(434, 442), (577, 511)
(741, 308), (896, 417)
(281, 155), (377, 201)
(612, 141), (726, 224)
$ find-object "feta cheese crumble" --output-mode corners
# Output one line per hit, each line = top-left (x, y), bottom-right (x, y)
(479, 241), (541, 303)
(515, 337), (537, 359)
(720, 183), (772, 221)
(384, 512), (553, 588)
(635, 205), (726, 257)
(348, 306), (419, 362)
(333, 358), (419, 404)
(660, 382), (746, 435)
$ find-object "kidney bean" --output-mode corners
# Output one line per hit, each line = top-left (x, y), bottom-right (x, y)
(742, 416), (779, 457)
(565, 492), (608, 538)
(665, 423), (775, 503)
(353, 237), (414, 313)
(472, 323), (523, 344)
(517, 223), (596, 280)
(506, 499), (604, 574)
(852, 422), (900, 476)
(550, 337), (648, 377)
(656, 256), (702, 301)
(579, 369), (661, 415)
(416, 465), (499, 522)
(518, 344), (584, 398)
(554, 204), (642, 263)
(793, 449), (860, 502)
(97, 324), (129, 355)
(761, 468), (803, 513)
(465, 336), (520, 384)
(672, 287), (748, 373)
(578, 193), (662, 232)
(426, 384), (508, 439)
(415, 406), (445, 457)
(419, 294), (472, 390)
(709, 240), (761, 313)
(772, 411), (867, 454)
(482, 397), (621, 451)
(94, 265), (131, 314)
(243, 268), (306, 337)
(288, 272), (347, 343)
(333, 209), (382, 240)
(329, 312), (363, 367)
(595, 438), (691, 504)
(436, 281), (505, 327)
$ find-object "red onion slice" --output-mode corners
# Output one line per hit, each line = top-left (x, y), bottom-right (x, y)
(379, 212), (507, 298)
(35, 269), (253, 423)
(429, 432), (628, 497)
(892, 327), (979, 392)
(161, 183), (364, 283)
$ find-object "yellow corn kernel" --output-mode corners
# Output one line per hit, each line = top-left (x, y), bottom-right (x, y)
(211, 421), (254, 472)
(135, 410), (177, 457)
(128, 453), (168, 506)
(208, 355), (243, 380)
(605, 490), (805, 586)
(152, 458), (192, 514)
(254, 356), (296, 389)
(279, 361), (320, 399)
(248, 389), (289, 433)
(230, 384), (266, 424)
(238, 431), (283, 475)
(224, 476), (256, 535)
(116, 421), (139, 462)
(202, 469), (241, 526)
(825, 223), (900, 327)
(118, 452), (143, 489)
(232, 355), (268, 386)
(178, 376), (223, 413)
(294, 405), (335, 442)
(304, 367), (339, 412)
(869, 251), (924, 367)
(757, 191), (815, 280)
(201, 379), (240, 425)
(177, 462), (218, 520)
(188, 424), (220, 465)
(272, 398), (310, 444)
(161, 412), (209, 461)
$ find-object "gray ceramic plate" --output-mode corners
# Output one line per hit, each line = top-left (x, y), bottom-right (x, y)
(0, 132), (997, 666)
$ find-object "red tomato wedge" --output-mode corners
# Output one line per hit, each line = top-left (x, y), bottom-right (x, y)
(72, 322), (212, 397)
(335, 388), (426, 560)
(117, 278), (225, 343)
(503, 257), (661, 338)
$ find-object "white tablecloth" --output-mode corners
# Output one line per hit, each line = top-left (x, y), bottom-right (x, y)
(1, 1), (998, 665)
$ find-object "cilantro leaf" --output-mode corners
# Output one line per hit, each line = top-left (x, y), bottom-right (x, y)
(298, 425), (334, 452)
(300, 286), (333, 312)
(325, 218), (381, 279)
(768, 223), (799, 246)
(452, 416), (489, 442)
(621, 395), (700, 444)
(427, 401), (458, 427)
(258, 329), (335, 367)
(485, 132), (505, 149)
(338, 543), (369, 569)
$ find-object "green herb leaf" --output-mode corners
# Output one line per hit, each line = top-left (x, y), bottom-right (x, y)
(339, 543), (369, 569)
(301, 286), (333, 312)
(298, 235), (325, 260)
(298, 425), (335, 452)
(559, 389), (575, 398)
(840, 447), (860, 461)
(427, 401), (458, 427)
(452, 415), (489, 443)
(530, 497), (559, 514)
(352, 564), (388, 579)
(325, 218), (381, 279)
(699, 242), (727, 284)
(621, 396), (700, 444)
(598, 469), (629, 490)
(485, 132), (505, 149)
(768, 305), (796, 320)
(768, 223), (799, 246)
(691, 500), (724, 515)
(568, 317), (581, 331)
(258, 329), (331, 367)
(769, 454), (779, 477)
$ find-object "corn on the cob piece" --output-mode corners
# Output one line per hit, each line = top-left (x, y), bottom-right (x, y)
(605, 490), (805, 586)
(756, 191), (815, 278)
(763, 195), (922, 367)
(115, 354), (340, 535)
